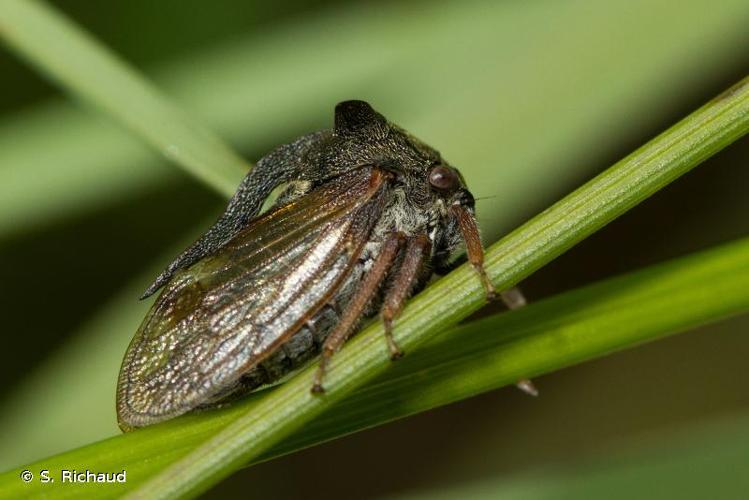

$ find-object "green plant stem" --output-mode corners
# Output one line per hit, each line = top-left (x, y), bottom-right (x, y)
(3, 235), (749, 499)
(0, 0), (746, 497)
(484, 77), (749, 290)
(261, 236), (749, 462)
(0, 0), (249, 195)
(127, 77), (749, 498)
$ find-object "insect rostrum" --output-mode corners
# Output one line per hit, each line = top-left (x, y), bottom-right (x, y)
(116, 101), (495, 430)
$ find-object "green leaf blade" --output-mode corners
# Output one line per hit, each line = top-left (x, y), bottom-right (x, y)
(0, 0), (249, 196)
(125, 76), (749, 498)
(3, 234), (749, 499)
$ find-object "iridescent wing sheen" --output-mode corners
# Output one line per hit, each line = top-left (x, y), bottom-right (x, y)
(117, 167), (388, 429)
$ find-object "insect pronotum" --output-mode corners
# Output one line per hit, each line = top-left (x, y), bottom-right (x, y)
(116, 100), (504, 430)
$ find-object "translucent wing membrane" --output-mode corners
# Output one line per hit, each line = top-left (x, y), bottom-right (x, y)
(117, 168), (389, 429)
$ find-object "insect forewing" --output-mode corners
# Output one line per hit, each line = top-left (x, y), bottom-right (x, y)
(117, 167), (388, 429)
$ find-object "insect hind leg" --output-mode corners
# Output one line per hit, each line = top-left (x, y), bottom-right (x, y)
(312, 231), (406, 394)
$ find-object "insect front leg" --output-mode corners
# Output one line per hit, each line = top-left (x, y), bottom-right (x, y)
(381, 234), (431, 359)
(493, 285), (538, 397)
(437, 258), (527, 311)
(312, 231), (406, 394)
(499, 287), (527, 310)
(449, 205), (538, 396)
(450, 205), (496, 301)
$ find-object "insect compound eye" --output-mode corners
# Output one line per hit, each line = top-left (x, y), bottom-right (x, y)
(428, 165), (460, 191)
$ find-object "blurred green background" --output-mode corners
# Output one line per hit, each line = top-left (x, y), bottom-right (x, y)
(1, 0), (748, 498)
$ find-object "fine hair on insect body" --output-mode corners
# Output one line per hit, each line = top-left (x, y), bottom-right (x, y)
(116, 100), (510, 431)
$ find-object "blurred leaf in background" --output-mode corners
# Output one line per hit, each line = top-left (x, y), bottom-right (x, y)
(0, 0), (748, 498)
(387, 412), (749, 500)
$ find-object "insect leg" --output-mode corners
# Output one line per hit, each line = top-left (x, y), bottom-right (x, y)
(450, 205), (496, 301)
(381, 234), (431, 359)
(436, 247), (526, 310)
(500, 286), (527, 309)
(312, 231), (406, 394)
(450, 206), (537, 396)
(497, 286), (538, 397)
(515, 378), (539, 397)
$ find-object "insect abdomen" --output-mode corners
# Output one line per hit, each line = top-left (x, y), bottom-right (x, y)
(219, 249), (382, 399)
(239, 304), (340, 389)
